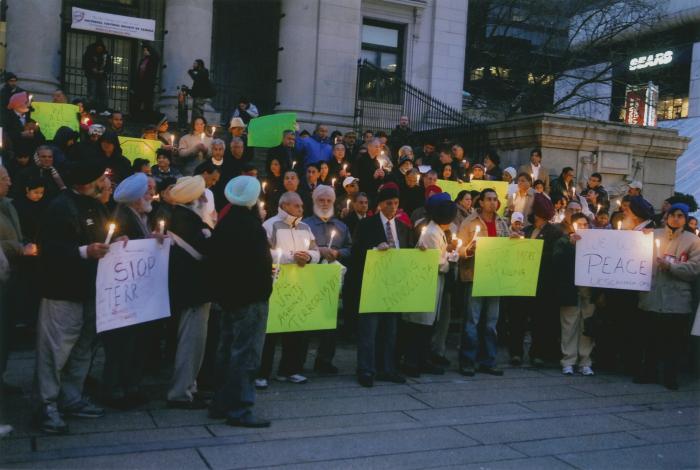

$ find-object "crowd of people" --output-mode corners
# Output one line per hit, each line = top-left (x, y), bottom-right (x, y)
(0, 72), (699, 439)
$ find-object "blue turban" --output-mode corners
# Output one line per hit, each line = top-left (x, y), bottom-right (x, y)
(629, 196), (654, 221)
(114, 172), (148, 203)
(225, 175), (261, 208)
(668, 202), (689, 218)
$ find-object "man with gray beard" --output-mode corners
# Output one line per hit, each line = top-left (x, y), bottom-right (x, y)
(303, 185), (351, 373)
(100, 172), (159, 410)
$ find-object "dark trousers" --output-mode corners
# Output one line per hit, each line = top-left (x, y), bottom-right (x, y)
(509, 295), (559, 361)
(315, 329), (337, 365)
(402, 321), (433, 369)
(212, 301), (268, 419)
(101, 323), (147, 398)
(357, 313), (397, 376)
(258, 332), (307, 378)
(597, 290), (639, 372)
(636, 310), (689, 383)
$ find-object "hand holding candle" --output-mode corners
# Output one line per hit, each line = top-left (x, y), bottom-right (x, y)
(328, 229), (336, 249)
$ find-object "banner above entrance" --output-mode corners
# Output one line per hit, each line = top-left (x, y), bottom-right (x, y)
(71, 7), (156, 41)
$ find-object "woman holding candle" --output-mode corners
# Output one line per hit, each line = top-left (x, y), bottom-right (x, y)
(176, 117), (212, 176)
(635, 203), (700, 390)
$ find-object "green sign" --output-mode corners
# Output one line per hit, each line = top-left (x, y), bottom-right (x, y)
(267, 263), (342, 333)
(118, 136), (161, 165)
(359, 249), (440, 313)
(437, 179), (509, 216)
(31, 102), (79, 140)
(247, 113), (296, 148)
(472, 237), (543, 297)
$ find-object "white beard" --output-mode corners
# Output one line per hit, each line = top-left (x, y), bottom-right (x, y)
(314, 206), (334, 220)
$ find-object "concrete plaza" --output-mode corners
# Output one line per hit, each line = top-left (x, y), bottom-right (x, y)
(1, 343), (699, 469)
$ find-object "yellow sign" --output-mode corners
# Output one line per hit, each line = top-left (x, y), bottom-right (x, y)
(437, 179), (509, 216)
(472, 237), (543, 296)
(118, 136), (161, 165)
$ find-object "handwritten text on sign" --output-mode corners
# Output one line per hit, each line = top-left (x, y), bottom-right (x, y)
(96, 238), (171, 333)
(267, 264), (342, 333)
(31, 102), (79, 140)
(472, 238), (543, 297)
(359, 249), (440, 313)
(575, 229), (653, 291)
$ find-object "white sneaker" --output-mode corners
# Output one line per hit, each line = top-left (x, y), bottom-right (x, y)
(562, 365), (574, 375)
(579, 366), (595, 376)
(0, 424), (13, 438)
(254, 378), (268, 390)
(276, 374), (308, 384)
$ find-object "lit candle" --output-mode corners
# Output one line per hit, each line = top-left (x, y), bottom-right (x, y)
(82, 118), (89, 125)
(572, 187), (576, 198)
(421, 226), (427, 238)
(292, 161), (297, 169)
(105, 223), (116, 244)
(331, 178), (336, 187)
(469, 173), (473, 182)
(343, 164), (348, 172)
(573, 222), (578, 232)
(0, 127), (3, 148)
(328, 229), (336, 248)
(303, 238), (310, 250)
(211, 126), (216, 136)
(696, 229), (699, 236)
(456, 238), (463, 249)
(275, 247), (283, 280)
(617, 221), (622, 230)
(530, 173), (534, 181)
(473, 225), (481, 243)
(346, 198), (351, 210)
(262, 181), (267, 193)
(200, 132), (205, 142)
(170, 135), (174, 146)
(596, 204), (601, 214)
(655, 238), (661, 255)
(158, 219), (165, 234)
(416, 174), (421, 184)
(617, 199), (621, 207)
(28, 94), (33, 104)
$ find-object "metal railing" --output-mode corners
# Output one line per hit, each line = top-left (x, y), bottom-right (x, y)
(354, 60), (470, 134)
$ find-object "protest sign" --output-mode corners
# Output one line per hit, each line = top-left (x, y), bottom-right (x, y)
(359, 249), (440, 313)
(72, 7), (156, 41)
(437, 179), (508, 216)
(31, 102), (79, 140)
(267, 263), (342, 333)
(118, 136), (160, 165)
(575, 229), (653, 291)
(247, 113), (296, 148)
(96, 238), (171, 333)
(472, 238), (543, 296)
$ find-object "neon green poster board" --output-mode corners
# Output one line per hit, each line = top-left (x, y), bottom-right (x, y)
(31, 102), (79, 140)
(267, 263), (342, 333)
(359, 249), (440, 313)
(247, 113), (296, 148)
(118, 136), (160, 165)
(437, 179), (509, 216)
(472, 237), (543, 297)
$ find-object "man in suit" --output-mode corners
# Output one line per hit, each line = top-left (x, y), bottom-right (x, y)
(352, 183), (412, 387)
(267, 130), (303, 174)
(518, 148), (550, 194)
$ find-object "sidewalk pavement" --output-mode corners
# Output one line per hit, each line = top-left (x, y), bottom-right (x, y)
(1, 343), (699, 469)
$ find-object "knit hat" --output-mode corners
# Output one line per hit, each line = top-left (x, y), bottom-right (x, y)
(668, 202), (689, 218)
(65, 158), (107, 186)
(7, 91), (28, 111)
(472, 163), (485, 171)
(425, 184), (443, 199)
(629, 196), (654, 221)
(377, 182), (400, 202)
(426, 193), (457, 225)
(511, 212), (524, 224)
(532, 193), (555, 220)
(342, 176), (359, 187)
(229, 117), (246, 129)
(224, 175), (260, 208)
(503, 167), (517, 179)
(312, 184), (336, 201)
(114, 172), (149, 203)
(169, 176), (205, 204)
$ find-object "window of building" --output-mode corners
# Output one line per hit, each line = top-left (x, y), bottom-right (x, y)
(657, 95), (689, 121)
(361, 20), (404, 76)
(470, 67), (485, 81)
(489, 66), (511, 79)
(527, 73), (554, 85)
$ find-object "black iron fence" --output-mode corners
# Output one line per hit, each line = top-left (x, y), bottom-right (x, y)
(354, 60), (470, 134)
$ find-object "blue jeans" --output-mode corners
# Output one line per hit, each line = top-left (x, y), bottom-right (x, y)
(460, 282), (500, 368)
(212, 301), (268, 419)
(357, 313), (397, 376)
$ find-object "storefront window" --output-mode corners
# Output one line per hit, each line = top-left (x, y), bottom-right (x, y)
(657, 95), (689, 121)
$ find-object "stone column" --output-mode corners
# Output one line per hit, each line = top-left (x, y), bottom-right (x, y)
(688, 42), (700, 118)
(159, 0), (216, 122)
(5, 0), (62, 100)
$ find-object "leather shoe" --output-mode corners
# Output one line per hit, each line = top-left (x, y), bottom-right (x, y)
(459, 366), (475, 377)
(357, 374), (374, 388)
(226, 412), (270, 428)
(376, 373), (406, 384)
(478, 365), (504, 376)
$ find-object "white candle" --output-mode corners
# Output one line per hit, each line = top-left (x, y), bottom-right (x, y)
(617, 221), (622, 230)
(573, 222), (578, 232)
(473, 225), (481, 243)
(170, 135), (174, 146)
(617, 199), (621, 207)
(259, 201), (265, 210)
(275, 247), (283, 280)
(200, 132), (205, 142)
(105, 223), (116, 244)
(328, 229), (336, 248)
(343, 164), (348, 172)
(211, 126), (216, 136)
(158, 219), (165, 234)
(572, 187), (576, 198)
(331, 178), (336, 187)
(262, 181), (267, 193)
(346, 198), (351, 210)
(82, 118), (89, 125)
(303, 238), (310, 250)
(655, 238), (661, 255)
(416, 174), (421, 184)
(0, 127), (3, 148)
(469, 173), (473, 182)
(28, 94), (33, 104)
(292, 161), (297, 169)
(596, 204), (601, 214)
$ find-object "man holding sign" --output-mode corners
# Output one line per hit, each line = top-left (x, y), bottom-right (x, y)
(208, 176), (273, 428)
(456, 188), (511, 377)
(353, 183), (413, 387)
